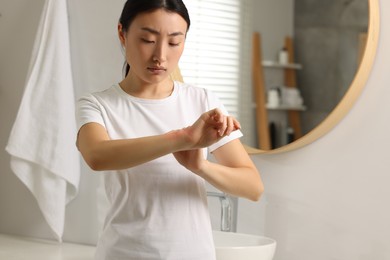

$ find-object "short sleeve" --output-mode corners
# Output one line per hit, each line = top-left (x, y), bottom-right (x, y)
(75, 94), (106, 131)
(205, 90), (243, 153)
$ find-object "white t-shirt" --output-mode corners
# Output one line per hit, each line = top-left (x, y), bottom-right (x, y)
(76, 81), (242, 260)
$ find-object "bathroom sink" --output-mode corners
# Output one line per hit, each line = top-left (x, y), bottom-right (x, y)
(213, 231), (276, 260)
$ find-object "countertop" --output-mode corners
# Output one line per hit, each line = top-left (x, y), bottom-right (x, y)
(0, 234), (95, 260)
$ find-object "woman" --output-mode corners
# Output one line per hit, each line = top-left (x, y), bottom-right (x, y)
(76, 0), (263, 259)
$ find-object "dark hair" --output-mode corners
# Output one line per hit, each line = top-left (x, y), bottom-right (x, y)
(119, 0), (191, 77)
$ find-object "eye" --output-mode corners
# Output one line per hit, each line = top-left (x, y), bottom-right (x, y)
(141, 38), (155, 44)
(169, 42), (181, 47)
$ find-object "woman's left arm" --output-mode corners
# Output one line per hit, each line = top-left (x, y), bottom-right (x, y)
(202, 139), (264, 201)
(174, 139), (264, 201)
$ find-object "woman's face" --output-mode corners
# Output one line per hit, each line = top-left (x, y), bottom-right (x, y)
(119, 9), (187, 85)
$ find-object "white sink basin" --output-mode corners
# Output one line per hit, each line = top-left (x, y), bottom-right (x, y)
(213, 231), (276, 260)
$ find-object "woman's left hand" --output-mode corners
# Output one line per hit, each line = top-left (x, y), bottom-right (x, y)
(173, 110), (240, 173)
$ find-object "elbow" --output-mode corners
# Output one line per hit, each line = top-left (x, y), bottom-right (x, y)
(84, 157), (102, 171)
(251, 184), (264, 202)
(246, 168), (264, 202)
(82, 152), (107, 171)
(86, 158), (105, 171)
(248, 180), (264, 202)
(77, 136), (112, 171)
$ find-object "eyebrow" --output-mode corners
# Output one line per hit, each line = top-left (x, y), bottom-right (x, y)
(140, 27), (184, 37)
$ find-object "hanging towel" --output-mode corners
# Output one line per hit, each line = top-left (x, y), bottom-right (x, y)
(5, 0), (79, 242)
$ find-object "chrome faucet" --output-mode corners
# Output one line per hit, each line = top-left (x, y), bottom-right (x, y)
(207, 191), (232, 232)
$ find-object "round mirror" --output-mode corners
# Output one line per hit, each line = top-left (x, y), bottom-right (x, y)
(247, 0), (379, 154)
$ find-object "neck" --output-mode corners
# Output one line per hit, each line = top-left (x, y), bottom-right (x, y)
(119, 73), (174, 99)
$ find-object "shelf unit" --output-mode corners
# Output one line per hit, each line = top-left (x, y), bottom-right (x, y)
(262, 60), (303, 70)
(252, 33), (304, 150)
(266, 104), (306, 111)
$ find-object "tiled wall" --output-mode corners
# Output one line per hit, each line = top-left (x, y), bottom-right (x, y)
(294, 0), (368, 134)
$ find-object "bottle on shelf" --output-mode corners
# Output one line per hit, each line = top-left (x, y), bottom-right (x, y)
(286, 126), (295, 144)
(278, 47), (289, 64)
(266, 88), (280, 108)
(269, 122), (277, 149)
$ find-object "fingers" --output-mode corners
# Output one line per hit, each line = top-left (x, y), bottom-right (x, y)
(204, 108), (241, 137)
(219, 115), (228, 136)
(205, 108), (223, 123)
(225, 116), (234, 136)
(223, 116), (241, 136)
(233, 117), (242, 130)
(203, 108), (223, 127)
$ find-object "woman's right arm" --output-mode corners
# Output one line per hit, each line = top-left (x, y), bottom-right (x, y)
(77, 122), (185, 171)
(76, 108), (238, 171)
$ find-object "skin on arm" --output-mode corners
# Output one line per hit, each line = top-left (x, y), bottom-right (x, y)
(76, 122), (184, 171)
(173, 115), (263, 201)
(76, 108), (231, 171)
(78, 106), (262, 201)
(174, 139), (263, 202)
(208, 139), (263, 201)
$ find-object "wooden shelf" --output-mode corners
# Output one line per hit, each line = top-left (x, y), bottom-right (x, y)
(266, 104), (306, 111)
(252, 34), (304, 149)
(252, 32), (271, 150)
(262, 60), (302, 70)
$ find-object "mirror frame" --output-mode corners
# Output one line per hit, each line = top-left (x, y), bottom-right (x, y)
(246, 0), (380, 155)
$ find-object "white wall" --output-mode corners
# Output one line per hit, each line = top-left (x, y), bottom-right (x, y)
(0, 0), (125, 244)
(238, 1), (390, 259)
(252, 0), (294, 61)
(1, 0), (390, 259)
(0, 0), (50, 238)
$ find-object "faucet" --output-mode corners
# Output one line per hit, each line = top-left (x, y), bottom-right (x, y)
(206, 191), (232, 232)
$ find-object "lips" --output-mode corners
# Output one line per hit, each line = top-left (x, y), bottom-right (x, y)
(147, 66), (167, 72)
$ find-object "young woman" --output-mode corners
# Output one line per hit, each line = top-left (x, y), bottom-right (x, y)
(76, 0), (263, 259)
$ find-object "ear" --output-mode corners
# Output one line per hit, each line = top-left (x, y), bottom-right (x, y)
(118, 23), (126, 47)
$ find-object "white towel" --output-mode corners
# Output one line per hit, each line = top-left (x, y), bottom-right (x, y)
(5, 0), (79, 242)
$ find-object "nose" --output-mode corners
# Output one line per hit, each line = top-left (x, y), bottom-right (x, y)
(152, 41), (167, 64)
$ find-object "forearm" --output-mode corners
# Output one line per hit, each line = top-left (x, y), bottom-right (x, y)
(195, 160), (263, 201)
(78, 108), (237, 171)
(82, 130), (186, 171)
